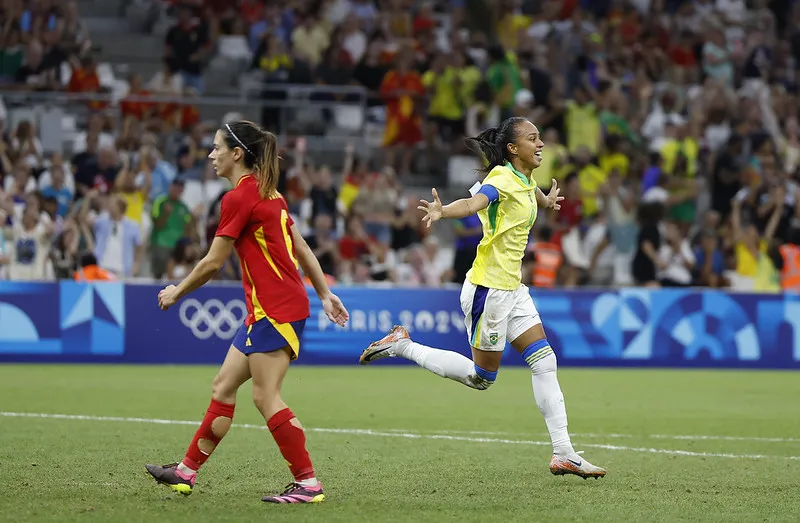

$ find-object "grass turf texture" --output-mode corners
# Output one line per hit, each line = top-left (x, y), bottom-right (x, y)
(0, 365), (798, 522)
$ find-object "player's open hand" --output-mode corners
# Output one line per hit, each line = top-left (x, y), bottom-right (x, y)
(322, 292), (349, 327)
(158, 284), (179, 311)
(418, 188), (443, 228)
(546, 179), (564, 211)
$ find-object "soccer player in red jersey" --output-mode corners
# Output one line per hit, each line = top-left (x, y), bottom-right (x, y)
(145, 120), (349, 504)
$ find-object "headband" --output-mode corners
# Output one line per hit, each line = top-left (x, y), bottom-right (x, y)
(226, 124), (254, 157)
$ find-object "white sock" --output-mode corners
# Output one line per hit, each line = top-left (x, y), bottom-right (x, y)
(177, 462), (197, 476)
(524, 346), (574, 456)
(297, 477), (319, 488)
(394, 339), (483, 389)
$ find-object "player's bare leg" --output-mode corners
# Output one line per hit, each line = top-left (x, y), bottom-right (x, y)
(511, 325), (606, 479)
(250, 348), (325, 504)
(361, 326), (499, 390)
(145, 347), (251, 494)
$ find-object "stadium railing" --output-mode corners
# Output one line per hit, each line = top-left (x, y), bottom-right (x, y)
(0, 85), (370, 156)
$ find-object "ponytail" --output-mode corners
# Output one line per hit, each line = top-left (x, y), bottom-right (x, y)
(254, 129), (280, 199)
(465, 127), (504, 175)
(464, 117), (528, 175)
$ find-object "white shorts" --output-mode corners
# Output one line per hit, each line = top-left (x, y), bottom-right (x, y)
(459, 280), (542, 352)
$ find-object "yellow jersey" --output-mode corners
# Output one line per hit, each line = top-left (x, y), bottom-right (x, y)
(565, 101), (601, 155)
(467, 163), (537, 290)
(121, 190), (146, 224)
(661, 138), (698, 177)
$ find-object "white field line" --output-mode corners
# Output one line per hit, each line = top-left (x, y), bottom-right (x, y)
(2, 411), (799, 461)
(392, 428), (800, 444)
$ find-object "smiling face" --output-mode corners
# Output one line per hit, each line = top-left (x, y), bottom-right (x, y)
(507, 119), (544, 171)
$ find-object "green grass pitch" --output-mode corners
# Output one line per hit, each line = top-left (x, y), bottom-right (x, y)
(1, 364), (799, 522)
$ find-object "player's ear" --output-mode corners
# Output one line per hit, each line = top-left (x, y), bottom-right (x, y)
(507, 143), (518, 156)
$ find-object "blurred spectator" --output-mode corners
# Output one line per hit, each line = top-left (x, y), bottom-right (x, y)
(57, 0), (92, 57)
(80, 191), (143, 279)
(72, 113), (115, 155)
(5, 162), (36, 195)
(391, 196), (422, 253)
(0, 25), (25, 84)
(166, 239), (198, 281)
(525, 226), (563, 289)
(451, 212), (482, 284)
(249, 4), (288, 51)
(780, 229), (800, 292)
(73, 251), (116, 282)
(3, 204), (53, 280)
(694, 230), (727, 288)
(66, 54), (106, 111)
(5, 0), (800, 293)
(50, 218), (80, 279)
(730, 187), (783, 291)
(351, 167), (398, 245)
(380, 48), (425, 175)
(352, 36), (391, 106)
(165, 4), (211, 93)
(308, 164), (339, 222)
(150, 179), (192, 279)
(13, 39), (55, 90)
(148, 58), (185, 96)
(10, 120), (43, 171)
(291, 12), (329, 69)
(115, 155), (151, 226)
(74, 145), (120, 197)
(304, 213), (339, 278)
(137, 144), (177, 202)
(632, 202), (664, 288)
(339, 213), (378, 265)
(39, 162), (73, 218)
(657, 221), (696, 287)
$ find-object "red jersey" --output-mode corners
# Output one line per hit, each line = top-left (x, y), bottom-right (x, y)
(215, 175), (309, 325)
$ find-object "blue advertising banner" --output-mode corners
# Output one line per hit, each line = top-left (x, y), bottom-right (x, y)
(0, 281), (799, 368)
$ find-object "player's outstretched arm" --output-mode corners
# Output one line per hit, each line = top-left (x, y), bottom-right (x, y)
(418, 188), (490, 228)
(290, 224), (349, 327)
(157, 236), (234, 311)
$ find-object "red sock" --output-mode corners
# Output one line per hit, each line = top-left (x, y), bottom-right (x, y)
(182, 398), (235, 471)
(267, 408), (315, 481)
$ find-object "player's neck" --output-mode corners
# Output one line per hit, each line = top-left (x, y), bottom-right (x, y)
(227, 166), (251, 187)
(508, 160), (532, 180)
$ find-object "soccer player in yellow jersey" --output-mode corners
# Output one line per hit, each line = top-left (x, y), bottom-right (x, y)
(360, 117), (607, 479)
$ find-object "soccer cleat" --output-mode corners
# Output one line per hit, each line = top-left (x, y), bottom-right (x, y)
(262, 482), (325, 503)
(145, 462), (196, 495)
(359, 325), (409, 365)
(549, 454), (607, 479)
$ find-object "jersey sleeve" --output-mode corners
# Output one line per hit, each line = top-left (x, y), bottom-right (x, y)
(483, 167), (512, 198)
(215, 190), (250, 240)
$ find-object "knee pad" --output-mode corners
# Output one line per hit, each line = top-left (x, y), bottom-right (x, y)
(521, 339), (557, 375)
(469, 364), (497, 390)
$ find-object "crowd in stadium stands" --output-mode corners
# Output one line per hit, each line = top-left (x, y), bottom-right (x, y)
(1, 0), (800, 293)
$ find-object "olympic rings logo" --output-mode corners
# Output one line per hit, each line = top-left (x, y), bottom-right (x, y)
(179, 298), (247, 340)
